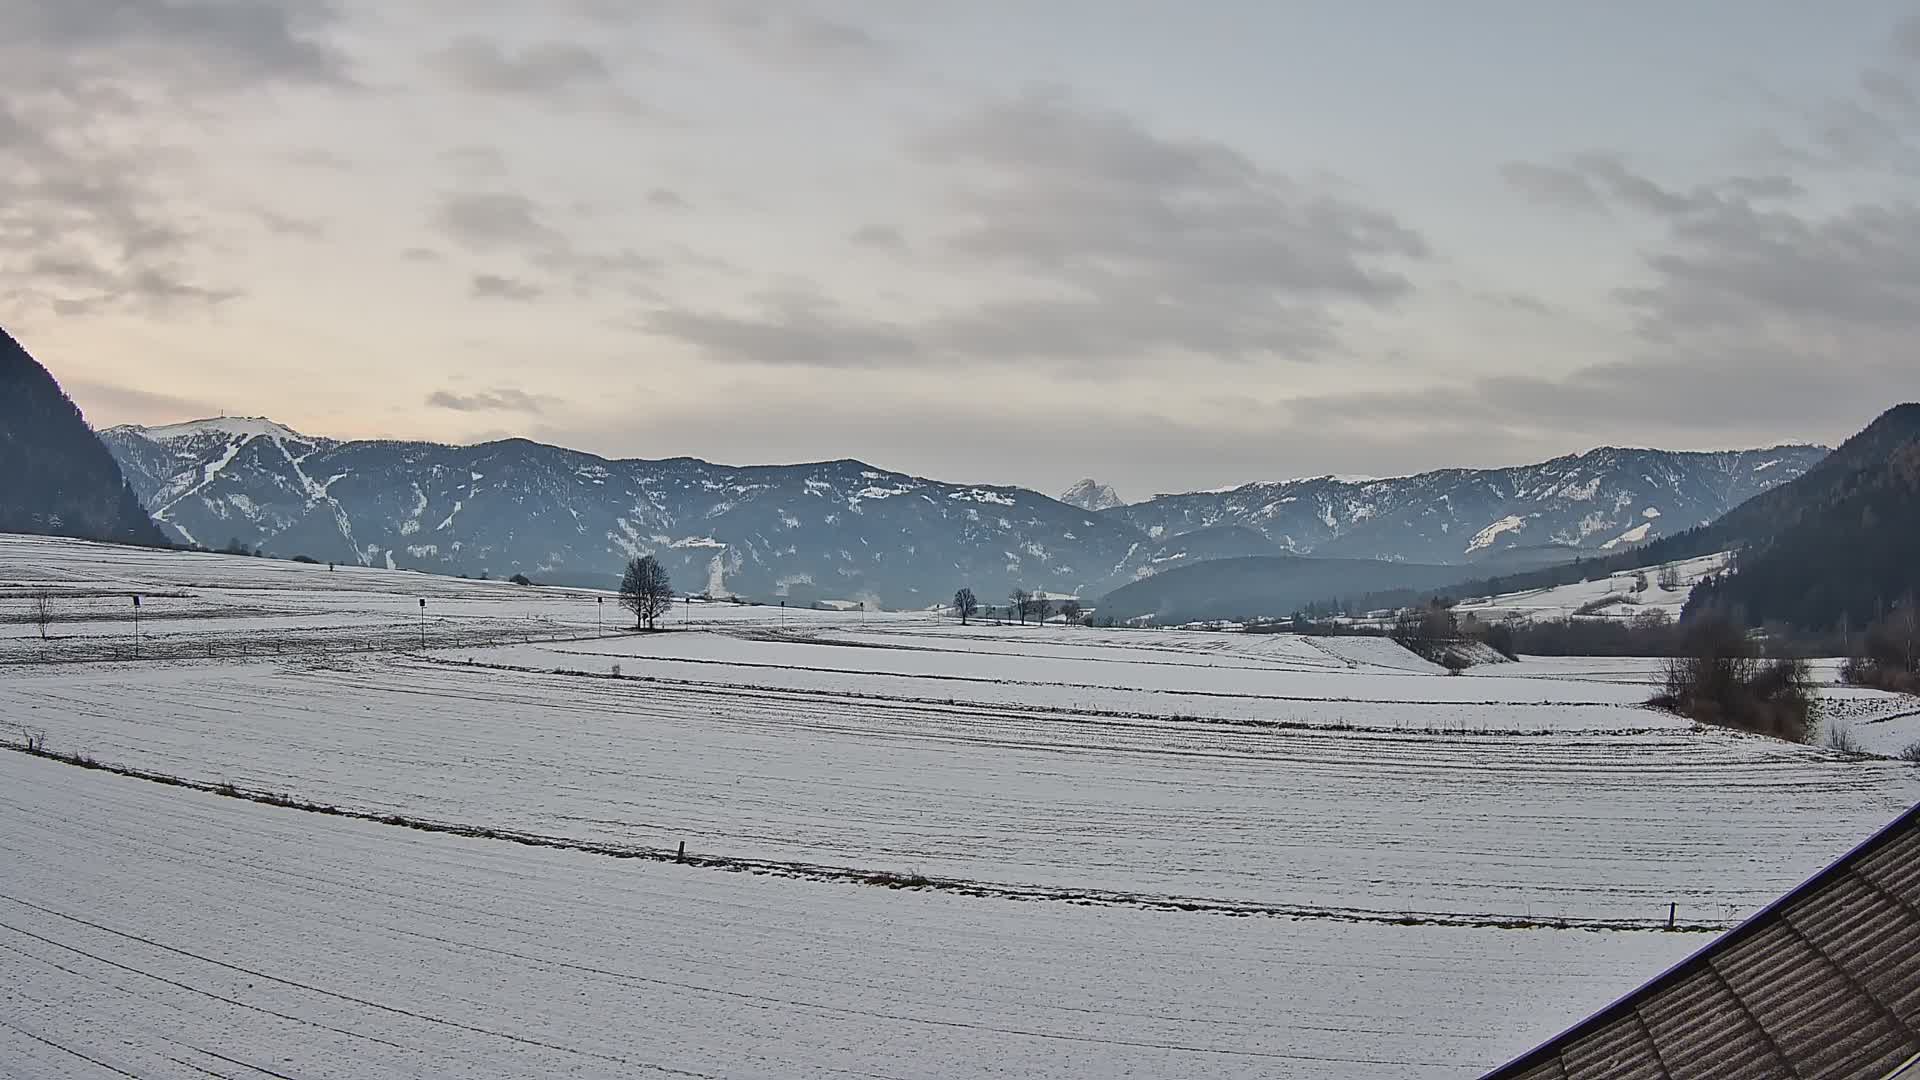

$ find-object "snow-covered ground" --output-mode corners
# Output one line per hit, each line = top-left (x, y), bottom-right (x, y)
(0, 751), (1697, 1080)
(3, 533), (1917, 1077)
(1453, 551), (1732, 623)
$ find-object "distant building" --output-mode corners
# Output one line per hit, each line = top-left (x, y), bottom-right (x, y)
(1484, 803), (1920, 1080)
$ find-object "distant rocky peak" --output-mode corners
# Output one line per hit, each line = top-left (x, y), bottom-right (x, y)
(1060, 478), (1125, 511)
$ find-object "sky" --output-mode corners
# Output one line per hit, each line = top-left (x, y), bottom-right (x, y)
(4, 2), (1919, 498)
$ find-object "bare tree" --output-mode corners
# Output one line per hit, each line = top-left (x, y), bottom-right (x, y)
(1057, 599), (1083, 625)
(1009, 588), (1030, 626)
(953, 587), (978, 625)
(1031, 595), (1053, 624)
(620, 555), (675, 630)
(1657, 566), (1682, 592)
(30, 591), (52, 641)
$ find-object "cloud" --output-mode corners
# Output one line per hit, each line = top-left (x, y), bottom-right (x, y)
(1500, 162), (1604, 213)
(426, 387), (550, 413)
(651, 89), (1427, 371)
(649, 290), (915, 367)
(431, 35), (642, 113)
(848, 223), (906, 251)
(647, 187), (689, 209)
(571, 1), (892, 73)
(440, 145), (510, 179)
(912, 88), (1426, 359)
(432, 189), (660, 296)
(435, 191), (562, 251)
(2, 0), (352, 90)
(64, 378), (222, 426)
(469, 273), (544, 302)
(255, 209), (327, 239)
(1895, 14), (1920, 61)
(0, 0), (352, 317)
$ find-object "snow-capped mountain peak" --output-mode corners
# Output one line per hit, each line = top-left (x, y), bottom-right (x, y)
(112, 416), (316, 445)
(1060, 478), (1125, 512)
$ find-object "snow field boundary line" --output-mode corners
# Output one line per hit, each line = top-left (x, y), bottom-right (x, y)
(431, 656), (1671, 739)
(524, 644), (1641, 708)
(1, 740), (1725, 934)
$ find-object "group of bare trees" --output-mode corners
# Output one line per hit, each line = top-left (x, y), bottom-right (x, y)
(1653, 614), (1816, 742)
(1841, 602), (1920, 694)
(953, 586), (1083, 626)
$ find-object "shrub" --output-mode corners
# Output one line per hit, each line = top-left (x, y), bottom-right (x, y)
(509, 573), (534, 586)
(1823, 722), (1863, 755)
(1898, 741), (1920, 763)
(1653, 615), (1815, 742)
(1841, 609), (1920, 694)
(291, 554), (320, 564)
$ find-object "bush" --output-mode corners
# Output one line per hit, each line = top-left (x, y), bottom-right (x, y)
(509, 573), (534, 586)
(1898, 741), (1920, 763)
(1652, 615), (1816, 742)
(1841, 609), (1920, 694)
(291, 554), (320, 564)
(1823, 722), (1863, 754)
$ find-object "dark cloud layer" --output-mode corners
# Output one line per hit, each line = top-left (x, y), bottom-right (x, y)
(648, 87), (1426, 370)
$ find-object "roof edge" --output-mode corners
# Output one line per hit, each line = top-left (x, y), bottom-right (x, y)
(1482, 800), (1920, 1079)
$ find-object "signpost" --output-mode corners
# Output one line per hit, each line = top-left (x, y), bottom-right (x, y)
(132, 594), (141, 659)
(597, 595), (604, 636)
(418, 597), (426, 650)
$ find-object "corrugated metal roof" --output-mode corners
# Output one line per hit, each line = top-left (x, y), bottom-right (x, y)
(1485, 803), (1920, 1080)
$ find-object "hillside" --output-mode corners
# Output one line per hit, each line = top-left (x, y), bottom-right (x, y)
(0, 329), (165, 547)
(1338, 404), (1919, 628)
(1108, 445), (1826, 565)
(1684, 411), (1920, 631)
(102, 420), (1162, 605)
(1095, 554), (1466, 625)
(103, 416), (1825, 607)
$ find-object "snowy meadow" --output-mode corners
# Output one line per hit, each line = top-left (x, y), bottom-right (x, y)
(3, 533), (1918, 1078)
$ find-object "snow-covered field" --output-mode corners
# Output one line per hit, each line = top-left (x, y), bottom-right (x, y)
(1453, 551), (1731, 623)
(3, 533), (1917, 1078)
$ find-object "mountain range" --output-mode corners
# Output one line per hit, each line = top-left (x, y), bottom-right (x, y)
(98, 414), (1826, 607)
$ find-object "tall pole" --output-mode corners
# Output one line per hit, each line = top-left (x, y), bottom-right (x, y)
(418, 597), (426, 650)
(132, 594), (141, 659)
(597, 595), (603, 637)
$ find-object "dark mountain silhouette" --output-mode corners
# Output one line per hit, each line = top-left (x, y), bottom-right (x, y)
(0, 329), (166, 546)
(1684, 405), (1920, 631)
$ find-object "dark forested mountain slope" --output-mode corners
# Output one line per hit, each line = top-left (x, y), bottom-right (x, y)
(1685, 407), (1920, 631)
(0, 329), (165, 546)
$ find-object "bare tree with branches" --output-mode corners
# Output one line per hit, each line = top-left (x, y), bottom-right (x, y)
(1009, 587), (1030, 626)
(30, 591), (54, 641)
(1058, 599), (1083, 625)
(620, 556), (675, 631)
(953, 587), (978, 625)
